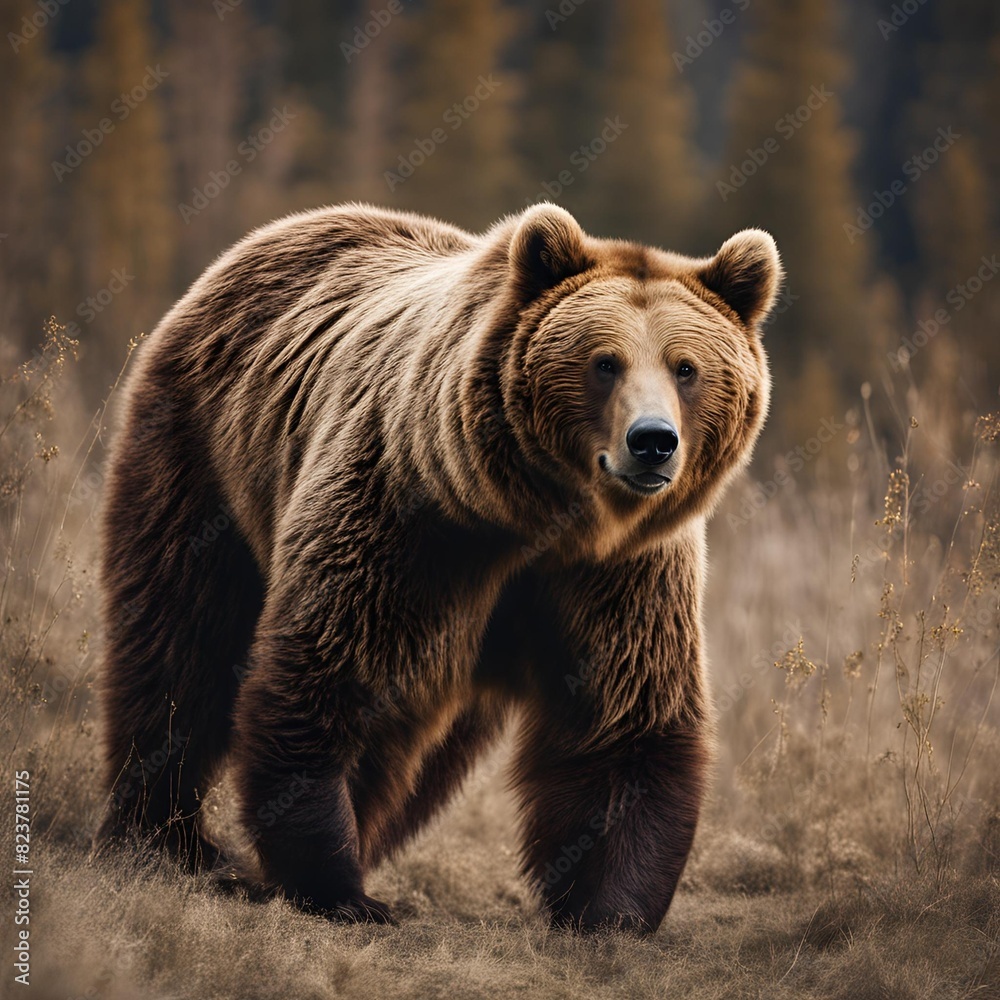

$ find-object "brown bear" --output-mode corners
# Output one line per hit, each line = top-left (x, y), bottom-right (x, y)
(96, 201), (781, 933)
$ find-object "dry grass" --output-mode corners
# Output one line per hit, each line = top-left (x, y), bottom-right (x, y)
(2, 325), (999, 999)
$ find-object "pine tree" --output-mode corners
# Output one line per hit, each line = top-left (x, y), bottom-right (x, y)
(899, 0), (1000, 401)
(71, 0), (175, 366)
(389, 0), (523, 230)
(0, 0), (64, 358)
(344, 9), (398, 204)
(517, 3), (607, 225)
(717, 0), (875, 417)
(902, 0), (998, 292)
(276, 0), (361, 205)
(165, 4), (253, 281)
(593, 0), (703, 247)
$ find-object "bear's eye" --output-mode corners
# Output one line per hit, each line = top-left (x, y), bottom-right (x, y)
(595, 355), (618, 376)
(676, 361), (696, 381)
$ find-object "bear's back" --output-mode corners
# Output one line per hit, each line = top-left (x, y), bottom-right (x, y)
(122, 205), (500, 563)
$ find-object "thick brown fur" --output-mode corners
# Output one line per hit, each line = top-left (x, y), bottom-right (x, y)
(96, 202), (781, 932)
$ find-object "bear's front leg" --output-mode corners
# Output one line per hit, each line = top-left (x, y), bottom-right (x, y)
(231, 633), (395, 924)
(514, 714), (707, 933)
(513, 538), (710, 933)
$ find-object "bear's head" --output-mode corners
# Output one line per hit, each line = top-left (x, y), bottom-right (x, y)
(500, 203), (782, 551)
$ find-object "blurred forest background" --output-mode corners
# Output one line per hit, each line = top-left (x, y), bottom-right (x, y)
(3, 2), (1000, 996)
(1, 0), (998, 438)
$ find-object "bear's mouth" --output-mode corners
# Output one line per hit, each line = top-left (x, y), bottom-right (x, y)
(622, 472), (671, 494)
(599, 454), (672, 495)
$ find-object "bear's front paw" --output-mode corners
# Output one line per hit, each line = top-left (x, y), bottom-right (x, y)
(209, 862), (280, 904)
(314, 893), (397, 926)
(551, 906), (653, 936)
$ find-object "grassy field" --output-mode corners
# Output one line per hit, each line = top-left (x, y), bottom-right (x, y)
(2, 325), (999, 999)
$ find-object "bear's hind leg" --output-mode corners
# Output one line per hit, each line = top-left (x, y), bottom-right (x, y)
(97, 421), (264, 870)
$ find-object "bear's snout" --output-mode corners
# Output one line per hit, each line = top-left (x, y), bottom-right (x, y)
(626, 418), (678, 467)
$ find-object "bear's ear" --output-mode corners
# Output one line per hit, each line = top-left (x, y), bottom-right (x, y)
(698, 229), (783, 329)
(508, 203), (591, 300)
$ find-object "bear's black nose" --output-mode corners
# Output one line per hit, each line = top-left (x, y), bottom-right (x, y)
(626, 419), (678, 466)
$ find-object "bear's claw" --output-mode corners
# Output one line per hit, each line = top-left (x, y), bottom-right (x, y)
(326, 894), (397, 926)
